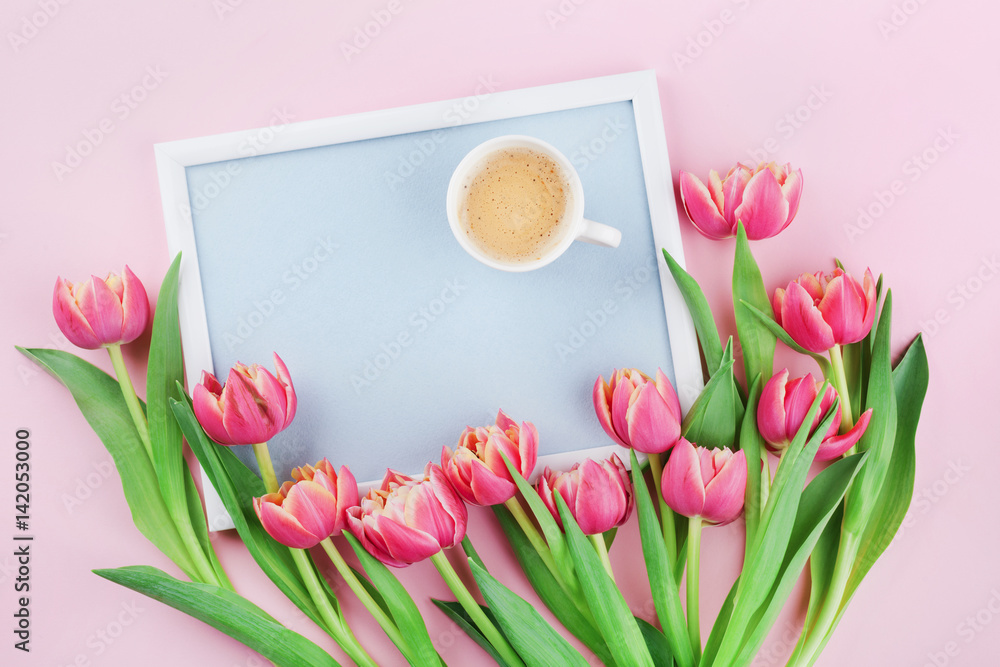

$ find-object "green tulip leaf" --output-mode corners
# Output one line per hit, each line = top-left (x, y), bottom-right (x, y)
(662, 247), (725, 374)
(169, 393), (329, 631)
(681, 338), (744, 449)
(432, 599), (512, 667)
(469, 560), (590, 667)
(740, 376), (766, 554)
(729, 453), (867, 665)
(630, 450), (694, 667)
(344, 533), (442, 666)
(555, 494), (654, 667)
(732, 223), (776, 388)
(17, 347), (197, 578)
(635, 617), (675, 667)
(94, 565), (341, 667)
(493, 505), (614, 666)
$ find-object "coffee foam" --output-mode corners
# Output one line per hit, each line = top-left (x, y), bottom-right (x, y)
(457, 147), (573, 263)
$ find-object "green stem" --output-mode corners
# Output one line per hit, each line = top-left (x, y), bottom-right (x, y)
(430, 551), (526, 667)
(827, 344), (855, 434)
(648, 452), (678, 562)
(795, 531), (859, 666)
(504, 498), (563, 584)
(589, 534), (615, 581)
(252, 442), (280, 494)
(106, 343), (153, 461)
(320, 538), (410, 657)
(686, 516), (703, 661)
(290, 548), (376, 667)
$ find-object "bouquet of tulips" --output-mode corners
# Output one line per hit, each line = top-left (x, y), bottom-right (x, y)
(21, 159), (927, 667)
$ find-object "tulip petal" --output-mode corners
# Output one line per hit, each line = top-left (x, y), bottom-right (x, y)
(757, 370), (790, 446)
(222, 369), (276, 444)
(626, 381), (681, 454)
(517, 421), (539, 478)
(572, 459), (619, 535)
(76, 275), (125, 346)
(734, 169), (790, 240)
(593, 376), (628, 447)
(192, 379), (235, 445)
(780, 281), (836, 353)
(702, 450), (747, 525)
(118, 266), (149, 344)
(52, 277), (102, 349)
(818, 274), (868, 345)
(654, 369), (683, 423)
(377, 514), (443, 564)
(610, 375), (636, 447)
(816, 408), (872, 462)
(661, 439), (705, 519)
(468, 457), (516, 506)
(680, 171), (732, 239)
(722, 165), (752, 225)
(257, 499), (321, 549)
(282, 481), (339, 541)
(779, 168), (804, 228)
(783, 375), (820, 438)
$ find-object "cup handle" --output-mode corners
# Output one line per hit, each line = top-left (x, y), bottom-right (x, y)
(576, 219), (622, 248)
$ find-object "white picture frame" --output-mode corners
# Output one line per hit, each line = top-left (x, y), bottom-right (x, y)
(156, 70), (702, 530)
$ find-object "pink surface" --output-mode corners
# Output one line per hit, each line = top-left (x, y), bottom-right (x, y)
(3, 1), (997, 665)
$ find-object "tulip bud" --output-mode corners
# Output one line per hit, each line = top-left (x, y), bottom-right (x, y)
(772, 267), (877, 354)
(593, 368), (682, 454)
(442, 410), (538, 506)
(536, 454), (633, 535)
(192, 353), (297, 446)
(757, 369), (872, 462)
(661, 439), (747, 526)
(679, 162), (803, 241)
(253, 459), (358, 549)
(52, 266), (149, 349)
(346, 464), (468, 568)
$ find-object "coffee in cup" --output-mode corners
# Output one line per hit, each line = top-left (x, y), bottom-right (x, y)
(446, 135), (622, 272)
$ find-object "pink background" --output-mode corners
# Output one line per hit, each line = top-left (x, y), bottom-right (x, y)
(3, 1), (998, 665)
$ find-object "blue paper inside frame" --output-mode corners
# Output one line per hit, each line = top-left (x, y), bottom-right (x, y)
(186, 100), (677, 484)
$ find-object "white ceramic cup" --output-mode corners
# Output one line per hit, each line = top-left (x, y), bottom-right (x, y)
(446, 135), (622, 272)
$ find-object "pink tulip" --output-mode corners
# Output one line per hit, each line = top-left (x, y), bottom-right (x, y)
(758, 369), (872, 462)
(661, 439), (747, 526)
(253, 459), (358, 549)
(442, 409), (538, 506)
(536, 455), (633, 535)
(52, 266), (149, 349)
(192, 353), (297, 446)
(772, 267), (877, 354)
(346, 464), (468, 568)
(593, 368), (682, 454)
(679, 162), (803, 240)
